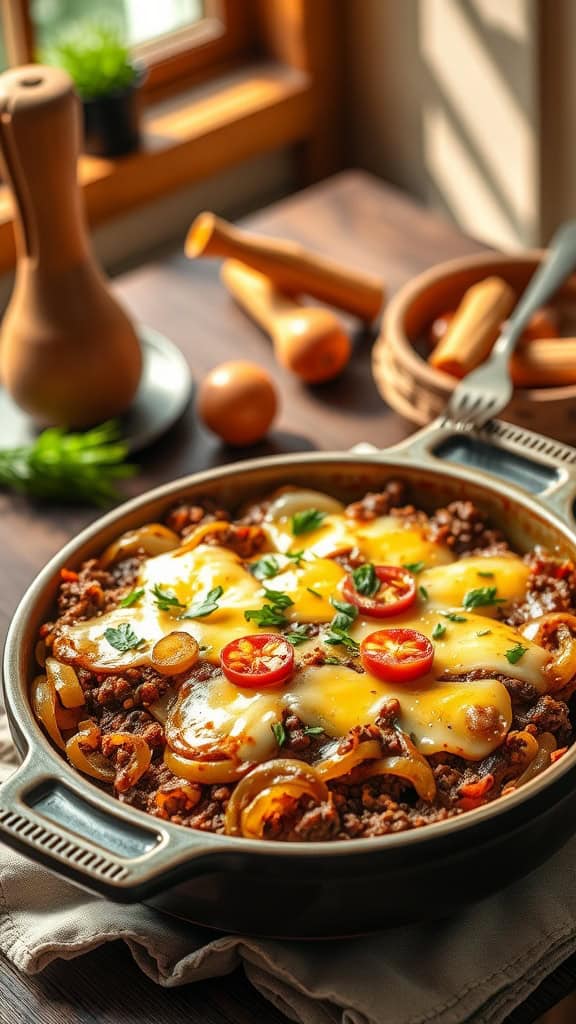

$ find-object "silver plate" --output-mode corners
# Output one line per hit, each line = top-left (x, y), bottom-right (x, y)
(0, 324), (192, 454)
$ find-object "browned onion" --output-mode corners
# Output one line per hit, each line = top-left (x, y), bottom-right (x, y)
(520, 613), (576, 691)
(354, 753), (436, 802)
(100, 523), (179, 567)
(508, 732), (557, 791)
(164, 748), (248, 784)
(66, 720), (115, 783)
(148, 687), (176, 725)
(103, 733), (152, 791)
(151, 632), (199, 676)
(31, 674), (65, 750)
(45, 657), (85, 708)
(315, 740), (382, 780)
(225, 759), (330, 838)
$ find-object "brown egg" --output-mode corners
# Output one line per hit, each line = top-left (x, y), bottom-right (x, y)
(197, 360), (278, 446)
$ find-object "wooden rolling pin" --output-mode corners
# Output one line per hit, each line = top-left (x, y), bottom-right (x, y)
(511, 339), (576, 387)
(187, 212), (384, 322)
(221, 259), (352, 382)
(429, 276), (516, 377)
(0, 65), (142, 427)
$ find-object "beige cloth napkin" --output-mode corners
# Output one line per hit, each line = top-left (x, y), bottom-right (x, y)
(1, 700), (575, 1024)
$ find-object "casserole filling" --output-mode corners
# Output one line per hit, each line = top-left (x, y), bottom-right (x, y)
(33, 483), (576, 841)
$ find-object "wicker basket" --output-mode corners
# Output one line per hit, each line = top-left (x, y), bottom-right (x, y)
(373, 251), (576, 443)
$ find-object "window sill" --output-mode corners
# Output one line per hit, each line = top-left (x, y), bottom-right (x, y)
(0, 60), (313, 274)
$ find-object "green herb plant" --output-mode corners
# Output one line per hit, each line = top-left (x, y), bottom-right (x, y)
(44, 22), (138, 100)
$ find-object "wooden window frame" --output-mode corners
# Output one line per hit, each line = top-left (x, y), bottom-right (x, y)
(0, 0), (344, 273)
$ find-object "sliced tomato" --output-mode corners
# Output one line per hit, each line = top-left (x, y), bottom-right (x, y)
(343, 565), (417, 618)
(360, 628), (434, 683)
(220, 634), (295, 689)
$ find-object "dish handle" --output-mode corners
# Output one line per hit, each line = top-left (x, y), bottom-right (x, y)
(382, 417), (576, 526)
(0, 750), (223, 901)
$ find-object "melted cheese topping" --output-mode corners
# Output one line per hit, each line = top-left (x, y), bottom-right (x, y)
(54, 488), (552, 765)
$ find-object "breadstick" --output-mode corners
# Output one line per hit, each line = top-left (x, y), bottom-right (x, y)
(429, 277), (516, 377)
(511, 339), (576, 387)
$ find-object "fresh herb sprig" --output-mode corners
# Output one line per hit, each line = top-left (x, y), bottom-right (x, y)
(463, 586), (505, 611)
(120, 587), (144, 608)
(505, 642), (528, 664)
(151, 583), (186, 613)
(324, 599), (360, 654)
(104, 622), (145, 652)
(351, 563), (379, 597)
(291, 508), (326, 536)
(0, 421), (136, 504)
(250, 554), (280, 580)
(183, 586), (224, 619)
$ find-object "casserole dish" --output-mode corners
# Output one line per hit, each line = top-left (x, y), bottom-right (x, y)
(2, 416), (576, 938)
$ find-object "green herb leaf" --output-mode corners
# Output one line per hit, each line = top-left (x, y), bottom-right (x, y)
(402, 561), (425, 574)
(119, 587), (145, 608)
(442, 612), (467, 623)
(324, 628), (360, 654)
(151, 583), (186, 613)
(250, 554), (280, 580)
(0, 420), (136, 505)
(351, 563), (380, 597)
(291, 508), (326, 536)
(245, 605), (287, 627)
(306, 587), (323, 599)
(284, 626), (311, 646)
(304, 725), (325, 736)
(330, 598), (358, 632)
(462, 586), (506, 611)
(419, 585), (429, 601)
(476, 628), (492, 637)
(285, 550), (305, 565)
(183, 586), (224, 619)
(263, 588), (294, 609)
(271, 722), (286, 747)
(476, 571), (495, 578)
(324, 655), (342, 665)
(104, 622), (145, 652)
(505, 642), (528, 664)
(431, 622), (446, 640)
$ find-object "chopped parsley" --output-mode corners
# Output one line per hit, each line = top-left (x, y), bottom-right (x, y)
(286, 550), (305, 565)
(324, 598), (359, 652)
(245, 604), (287, 627)
(431, 622), (446, 640)
(324, 628), (360, 654)
(476, 628), (492, 637)
(263, 588), (294, 609)
(324, 655), (342, 665)
(476, 570), (494, 578)
(304, 725), (324, 737)
(505, 642), (528, 664)
(403, 561), (425, 574)
(419, 585), (429, 601)
(182, 585), (224, 619)
(284, 625), (311, 646)
(119, 587), (145, 608)
(151, 583), (186, 613)
(291, 508), (326, 536)
(351, 563), (379, 597)
(104, 623), (145, 652)
(271, 722), (286, 746)
(442, 611), (467, 623)
(307, 587), (323, 599)
(462, 586), (505, 611)
(250, 554), (280, 580)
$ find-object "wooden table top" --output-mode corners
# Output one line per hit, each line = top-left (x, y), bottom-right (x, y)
(0, 170), (571, 1024)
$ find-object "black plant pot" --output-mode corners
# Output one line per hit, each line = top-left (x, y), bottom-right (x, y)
(82, 76), (143, 158)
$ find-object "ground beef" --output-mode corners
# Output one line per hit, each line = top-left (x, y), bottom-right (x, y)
(427, 500), (509, 555)
(345, 482), (407, 521)
(165, 501), (230, 537)
(513, 695), (572, 746)
(507, 548), (576, 625)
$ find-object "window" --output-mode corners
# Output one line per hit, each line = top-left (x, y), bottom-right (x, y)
(32, 1), (206, 49)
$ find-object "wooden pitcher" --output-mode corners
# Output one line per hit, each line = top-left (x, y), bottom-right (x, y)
(0, 65), (142, 428)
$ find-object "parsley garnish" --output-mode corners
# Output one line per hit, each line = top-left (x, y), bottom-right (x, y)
(324, 598), (359, 652)
(263, 588), (294, 610)
(403, 561), (425, 574)
(505, 643), (528, 664)
(419, 585), (429, 601)
(351, 563), (380, 597)
(307, 587), (323, 599)
(182, 586), (224, 619)
(284, 625), (311, 646)
(304, 725), (324, 736)
(250, 554), (280, 580)
(286, 550), (305, 565)
(291, 508), (326, 536)
(324, 655), (342, 665)
(151, 583), (186, 613)
(476, 571), (494, 578)
(476, 628), (492, 637)
(432, 622), (446, 640)
(271, 722), (286, 746)
(463, 586), (505, 611)
(442, 612), (467, 623)
(324, 628), (360, 654)
(104, 623), (145, 652)
(120, 587), (144, 608)
(245, 605), (287, 627)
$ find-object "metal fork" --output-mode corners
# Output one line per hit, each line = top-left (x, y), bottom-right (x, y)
(446, 221), (576, 429)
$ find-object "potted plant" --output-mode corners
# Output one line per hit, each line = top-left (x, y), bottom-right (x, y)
(44, 23), (145, 158)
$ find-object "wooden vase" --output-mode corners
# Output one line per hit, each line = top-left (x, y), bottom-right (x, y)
(0, 64), (142, 428)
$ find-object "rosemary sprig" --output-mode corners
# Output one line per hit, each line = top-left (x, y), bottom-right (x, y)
(0, 421), (136, 504)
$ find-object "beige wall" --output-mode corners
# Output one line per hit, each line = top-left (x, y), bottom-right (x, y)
(346, 0), (542, 249)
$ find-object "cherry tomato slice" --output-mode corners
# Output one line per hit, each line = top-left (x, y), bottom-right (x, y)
(343, 565), (417, 618)
(220, 633), (295, 689)
(360, 628), (434, 683)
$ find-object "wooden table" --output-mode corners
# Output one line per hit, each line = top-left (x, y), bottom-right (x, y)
(0, 170), (573, 1024)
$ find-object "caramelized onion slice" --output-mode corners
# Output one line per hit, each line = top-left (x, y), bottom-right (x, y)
(151, 632), (199, 676)
(225, 759), (330, 838)
(266, 488), (344, 521)
(177, 520), (232, 553)
(148, 687), (176, 725)
(315, 740), (382, 780)
(155, 783), (201, 814)
(66, 720), (115, 783)
(100, 523), (179, 567)
(508, 731), (557, 791)
(520, 613), (576, 691)
(102, 733), (152, 792)
(31, 674), (65, 750)
(357, 754), (436, 803)
(164, 748), (248, 784)
(46, 657), (85, 708)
